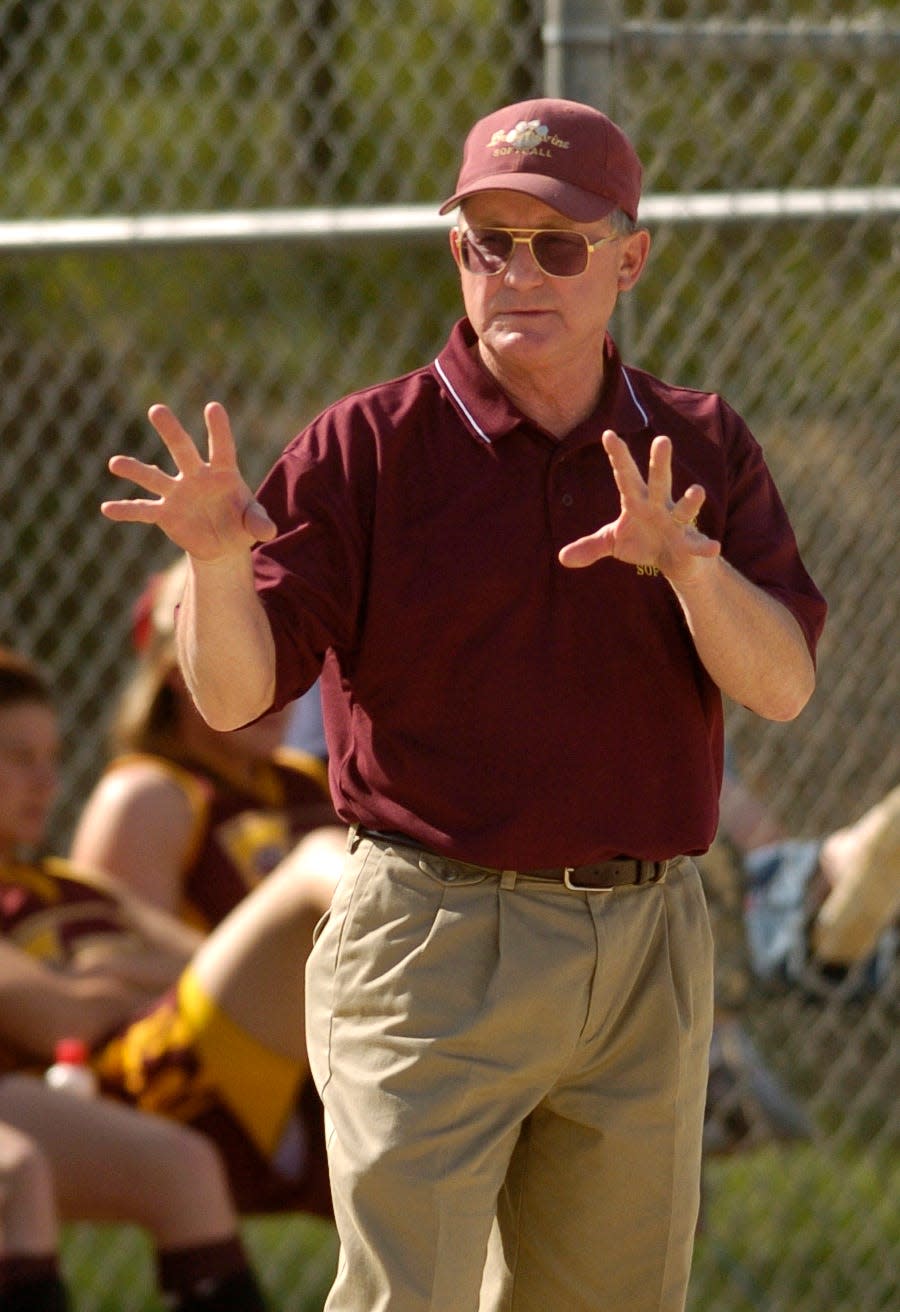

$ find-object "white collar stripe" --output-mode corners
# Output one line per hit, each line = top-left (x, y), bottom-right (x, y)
(434, 359), (493, 445)
(434, 358), (648, 443)
(622, 367), (650, 427)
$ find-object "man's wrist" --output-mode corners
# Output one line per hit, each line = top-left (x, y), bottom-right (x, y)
(664, 553), (720, 596)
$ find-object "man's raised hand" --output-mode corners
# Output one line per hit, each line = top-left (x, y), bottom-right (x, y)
(558, 431), (720, 584)
(101, 402), (276, 559)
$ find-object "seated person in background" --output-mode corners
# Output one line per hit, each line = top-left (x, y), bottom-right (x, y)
(0, 645), (278, 1310)
(715, 757), (899, 991)
(0, 644), (343, 1237)
(699, 752), (899, 1155)
(70, 556), (339, 929)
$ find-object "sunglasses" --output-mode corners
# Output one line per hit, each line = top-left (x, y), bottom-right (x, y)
(457, 225), (619, 279)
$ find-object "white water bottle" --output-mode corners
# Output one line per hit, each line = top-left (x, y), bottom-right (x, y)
(45, 1037), (98, 1098)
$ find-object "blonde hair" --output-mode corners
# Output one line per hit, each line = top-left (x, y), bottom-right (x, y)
(110, 559), (188, 759)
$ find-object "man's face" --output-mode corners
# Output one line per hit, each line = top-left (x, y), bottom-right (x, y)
(450, 190), (648, 382)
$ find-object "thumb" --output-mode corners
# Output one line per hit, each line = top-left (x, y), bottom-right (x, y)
(558, 526), (615, 570)
(242, 499), (278, 543)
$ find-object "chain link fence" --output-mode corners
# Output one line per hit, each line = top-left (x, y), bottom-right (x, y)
(1, 1), (897, 1308)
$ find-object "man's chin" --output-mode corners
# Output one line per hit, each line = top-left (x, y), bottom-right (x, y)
(485, 315), (556, 353)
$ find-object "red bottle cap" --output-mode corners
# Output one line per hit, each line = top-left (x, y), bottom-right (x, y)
(54, 1037), (89, 1064)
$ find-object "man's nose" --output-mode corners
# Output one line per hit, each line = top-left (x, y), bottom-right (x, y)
(503, 238), (544, 282)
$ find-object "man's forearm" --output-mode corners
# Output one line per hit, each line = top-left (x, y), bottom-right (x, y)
(176, 551), (277, 730)
(669, 556), (815, 721)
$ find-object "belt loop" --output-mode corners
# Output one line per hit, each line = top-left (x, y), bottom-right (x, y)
(347, 823), (362, 854)
(500, 870), (518, 890)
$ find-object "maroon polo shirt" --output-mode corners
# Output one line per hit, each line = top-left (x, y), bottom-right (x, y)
(251, 318), (826, 867)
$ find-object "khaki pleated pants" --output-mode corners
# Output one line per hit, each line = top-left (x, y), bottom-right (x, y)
(306, 833), (714, 1312)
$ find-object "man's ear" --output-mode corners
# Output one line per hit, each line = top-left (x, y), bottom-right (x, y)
(449, 226), (463, 269)
(617, 228), (651, 291)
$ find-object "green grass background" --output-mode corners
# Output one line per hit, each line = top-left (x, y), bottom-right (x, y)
(62, 1139), (898, 1311)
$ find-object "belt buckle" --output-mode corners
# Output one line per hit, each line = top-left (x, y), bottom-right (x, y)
(563, 865), (611, 892)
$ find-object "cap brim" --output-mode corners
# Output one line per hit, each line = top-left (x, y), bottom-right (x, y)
(438, 174), (618, 222)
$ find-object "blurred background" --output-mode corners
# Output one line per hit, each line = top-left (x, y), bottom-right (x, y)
(1, 1), (897, 1309)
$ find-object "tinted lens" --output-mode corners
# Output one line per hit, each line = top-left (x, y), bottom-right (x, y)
(460, 228), (514, 274)
(530, 230), (590, 276)
(460, 228), (590, 278)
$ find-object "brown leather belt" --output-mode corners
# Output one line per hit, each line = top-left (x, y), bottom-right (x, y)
(355, 827), (668, 889)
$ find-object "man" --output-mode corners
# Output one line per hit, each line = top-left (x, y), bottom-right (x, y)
(103, 98), (826, 1312)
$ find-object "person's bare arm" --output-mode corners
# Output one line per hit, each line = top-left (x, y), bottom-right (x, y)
(0, 941), (148, 1059)
(0, 860), (204, 1057)
(65, 865), (203, 990)
(668, 557), (814, 721)
(559, 431), (815, 722)
(102, 401), (278, 729)
(70, 761), (195, 913)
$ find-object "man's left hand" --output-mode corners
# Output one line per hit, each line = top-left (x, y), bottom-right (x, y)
(558, 431), (720, 584)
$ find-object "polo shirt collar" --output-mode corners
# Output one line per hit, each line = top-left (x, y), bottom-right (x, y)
(432, 317), (650, 447)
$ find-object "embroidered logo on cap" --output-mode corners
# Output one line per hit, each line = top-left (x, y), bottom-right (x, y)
(488, 119), (570, 158)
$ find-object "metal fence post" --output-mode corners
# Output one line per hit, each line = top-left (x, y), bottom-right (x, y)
(541, 1), (636, 353)
(542, 0), (622, 108)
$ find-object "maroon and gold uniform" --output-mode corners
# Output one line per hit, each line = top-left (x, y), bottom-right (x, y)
(0, 855), (138, 1076)
(0, 856), (331, 1217)
(102, 745), (337, 930)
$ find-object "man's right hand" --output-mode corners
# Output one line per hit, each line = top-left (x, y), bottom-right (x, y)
(101, 401), (276, 559)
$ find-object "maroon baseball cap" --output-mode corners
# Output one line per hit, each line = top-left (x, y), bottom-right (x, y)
(439, 98), (642, 223)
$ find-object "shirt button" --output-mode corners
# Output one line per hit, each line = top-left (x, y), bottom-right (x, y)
(561, 493), (574, 507)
